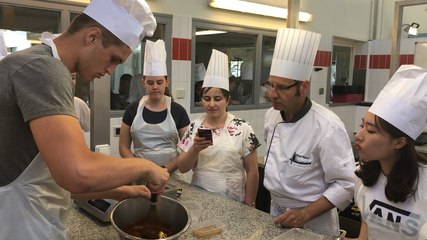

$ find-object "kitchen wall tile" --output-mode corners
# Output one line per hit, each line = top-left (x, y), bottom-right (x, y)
(172, 15), (192, 39)
(319, 34), (332, 52)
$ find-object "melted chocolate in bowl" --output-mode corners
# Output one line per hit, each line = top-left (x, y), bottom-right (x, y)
(123, 218), (174, 239)
(111, 196), (190, 239)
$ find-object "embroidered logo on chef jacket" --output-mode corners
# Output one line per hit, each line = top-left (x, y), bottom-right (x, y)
(368, 199), (421, 237)
(290, 152), (312, 165)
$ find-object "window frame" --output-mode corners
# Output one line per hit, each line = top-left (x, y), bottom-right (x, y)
(191, 19), (276, 113)
(109, 14), (172, 118)
(327, 37), (365, 106)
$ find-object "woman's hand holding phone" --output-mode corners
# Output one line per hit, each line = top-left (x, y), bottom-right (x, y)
(195, 128), (213, 150)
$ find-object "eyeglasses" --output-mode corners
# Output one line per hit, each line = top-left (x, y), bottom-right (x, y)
(265, 81), (299, 92)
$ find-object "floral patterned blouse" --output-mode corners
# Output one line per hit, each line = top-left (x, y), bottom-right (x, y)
(177, 113), (260, 158)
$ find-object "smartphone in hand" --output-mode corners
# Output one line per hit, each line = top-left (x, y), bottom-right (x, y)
(197, 128), (213, 143)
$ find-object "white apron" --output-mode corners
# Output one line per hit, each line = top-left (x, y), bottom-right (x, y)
(0, 153), (71, 239)
(0, 35), (71, 239)
(270, 198), (339, 236)
(130, 96), (190, 182)
(191, 116), (246, 202)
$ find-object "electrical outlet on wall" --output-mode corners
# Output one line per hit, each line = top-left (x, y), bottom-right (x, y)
(114, 125), (120, 137)
(176, 89), (185, 99)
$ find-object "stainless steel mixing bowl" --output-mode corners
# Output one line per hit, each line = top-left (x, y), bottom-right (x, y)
(110, 196), (190, 240)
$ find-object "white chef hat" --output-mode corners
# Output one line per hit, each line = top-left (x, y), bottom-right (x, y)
(202, 49), (229, 91)
(270, 28), (321, 81)
(84, 0), (157, 49)
(241, 60), (253, 80)
(369, 65), (427, 140)
(195, 63), (206, 83)
(143, 39), (167, 76)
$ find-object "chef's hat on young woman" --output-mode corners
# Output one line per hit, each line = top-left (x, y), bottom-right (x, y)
(270, 28), (321, 81)
(84, 0), (157, 49)
(143, 39), (167, 76)
(369, 65), (427, 140)
(202, 49), (229, 91)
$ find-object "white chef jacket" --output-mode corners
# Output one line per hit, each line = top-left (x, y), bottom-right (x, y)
(263, 100), (355, 235)
(355, 166), (427, 240)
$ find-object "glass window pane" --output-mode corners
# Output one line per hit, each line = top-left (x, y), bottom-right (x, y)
(70, 12), (79, 23)
(333, 46), (351, 86)
(194, 28), (256, 106)
(110, 24), (166, 111)
(0, 5), (60, 32)
(0, 5), (60, 45)
(260, 36), (275, 104)
(329, 43), (365, 104)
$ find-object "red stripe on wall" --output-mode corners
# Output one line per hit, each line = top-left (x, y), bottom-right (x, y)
(354, 55), (368, 69)
(358, 54), (414, 69)
(354, 55), (360, 69)
(408, 55), (414, 64)
(170, 44), (414, 69)
(400, 55), (408, 65)
(379, 55), (390, 69)
(385, 55), (390, 69)
(400, 54), (414, 65)
(172, 38), (192, 61)
(314, 50), (331, 67)
(369, 55), (374, 69)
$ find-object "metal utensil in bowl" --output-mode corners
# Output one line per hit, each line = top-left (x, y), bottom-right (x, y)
(110, 195), (191, 240)
(146, 193), (159, 226)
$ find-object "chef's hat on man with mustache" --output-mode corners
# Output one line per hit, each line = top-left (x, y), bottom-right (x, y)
(202, 49), (229, 91)
(270, 28), (321, 81)
(84, 0), (157, 49)
(369, 65), (427, 140)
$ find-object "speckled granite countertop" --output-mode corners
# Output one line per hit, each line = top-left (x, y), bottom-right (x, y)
(64, 177), (291, 240)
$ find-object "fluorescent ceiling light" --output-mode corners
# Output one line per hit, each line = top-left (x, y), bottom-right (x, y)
(209, 0), (313, 22)
(196, 30), (227, 36)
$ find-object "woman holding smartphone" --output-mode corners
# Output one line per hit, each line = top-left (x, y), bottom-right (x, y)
(177, 50), (260, 206)
(350, 65), (427, 240)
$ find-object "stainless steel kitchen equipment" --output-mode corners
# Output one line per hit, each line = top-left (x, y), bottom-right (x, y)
(110, 195), (190, 240)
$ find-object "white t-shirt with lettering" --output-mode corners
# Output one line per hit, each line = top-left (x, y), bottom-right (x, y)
(355, 166), (427, 240)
